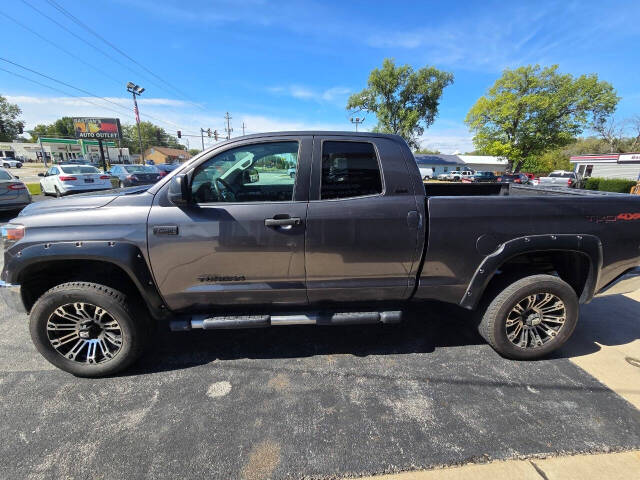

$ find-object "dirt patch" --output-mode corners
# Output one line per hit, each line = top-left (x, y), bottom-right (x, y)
(241, 440), (281, 480)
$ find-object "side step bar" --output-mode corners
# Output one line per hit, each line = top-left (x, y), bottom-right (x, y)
(170, 311), (402, 331)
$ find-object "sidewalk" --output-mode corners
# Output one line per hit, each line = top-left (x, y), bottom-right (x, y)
(359, 450), (640, 480)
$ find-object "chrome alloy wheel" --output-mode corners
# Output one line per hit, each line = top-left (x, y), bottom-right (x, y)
(505, 293), (566, 349)
(46, 303), (122, 364)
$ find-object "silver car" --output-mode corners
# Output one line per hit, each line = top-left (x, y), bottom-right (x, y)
(0, 168), (31, 212)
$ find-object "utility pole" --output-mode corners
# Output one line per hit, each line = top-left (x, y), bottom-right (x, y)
(350, 117), (364, 132)
(242, 122), (246, 136)
(200, 128), (206, 150)
(127, 82), (145, 163)
(224, 112), (233, 140)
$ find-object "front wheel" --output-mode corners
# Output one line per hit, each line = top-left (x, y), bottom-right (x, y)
(477, 274), (578, 360)
(29, 282), (148, 377)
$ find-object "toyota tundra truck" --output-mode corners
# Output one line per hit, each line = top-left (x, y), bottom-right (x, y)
(1, 131), (639, 377)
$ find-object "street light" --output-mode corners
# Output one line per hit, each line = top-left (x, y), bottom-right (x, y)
(127, 82), (145, 163)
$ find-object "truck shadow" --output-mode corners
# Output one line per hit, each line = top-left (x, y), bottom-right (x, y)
(130, 294), (640, 376)
(130, 301), (483, 375)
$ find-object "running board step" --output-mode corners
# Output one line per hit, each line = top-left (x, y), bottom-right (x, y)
(170, 311), (402, 331)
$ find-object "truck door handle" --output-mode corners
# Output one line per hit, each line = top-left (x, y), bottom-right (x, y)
(264, 217), (301, 227)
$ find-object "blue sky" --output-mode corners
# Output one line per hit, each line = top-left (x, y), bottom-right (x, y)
(2, 0), (639, 152)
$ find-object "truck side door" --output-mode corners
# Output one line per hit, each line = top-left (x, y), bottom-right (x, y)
(147, 136), (311, 311)
(305, 136), (423, 302)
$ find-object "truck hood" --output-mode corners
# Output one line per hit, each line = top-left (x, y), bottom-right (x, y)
(18, 186), (151, 217)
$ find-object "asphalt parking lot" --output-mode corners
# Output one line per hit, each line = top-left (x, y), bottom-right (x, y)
(0, 206), (638, 479)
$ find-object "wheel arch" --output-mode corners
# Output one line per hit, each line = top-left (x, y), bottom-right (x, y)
(9, 242), (170, 320)
(461, 234), (602, 310)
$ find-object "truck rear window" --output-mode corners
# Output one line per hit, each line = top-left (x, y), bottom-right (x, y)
(321, 141), (382, 199)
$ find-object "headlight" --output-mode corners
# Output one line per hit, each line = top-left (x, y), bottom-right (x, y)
(1, 224), (25, 245)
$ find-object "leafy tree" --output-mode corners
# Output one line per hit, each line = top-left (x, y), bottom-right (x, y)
(29, 117), (75, 141)
(415, 147), (441, 154)
(347, 58), (454, 149)
(0, 95), (25, 142)
(188, 148), (201, 156)
(121, 121), (184, 154)
(465, 65), (619, 172)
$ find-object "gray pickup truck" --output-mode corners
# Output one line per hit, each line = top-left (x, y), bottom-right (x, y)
(1, 131), (639, 377)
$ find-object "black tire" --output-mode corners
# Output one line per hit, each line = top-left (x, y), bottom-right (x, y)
(29, 282), (148, 377)
(477, 274), (578, 360)
(54, 186), (62, 198)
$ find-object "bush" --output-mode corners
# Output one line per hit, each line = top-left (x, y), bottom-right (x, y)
(584, 177), (637, 193)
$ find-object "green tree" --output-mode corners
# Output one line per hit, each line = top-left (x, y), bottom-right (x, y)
(415, 147), (441, 154)
(465, 65), (619, 171)
(121, 121), (184, 154)
(0, 95), (25, 142)
(29, 117), (75, 141)
(347, 58), (454, 149)
(188, 148), (201, 156)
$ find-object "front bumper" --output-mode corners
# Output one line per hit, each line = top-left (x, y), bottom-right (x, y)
(0, 280), (25, 312)
(597, 267), (640, 296)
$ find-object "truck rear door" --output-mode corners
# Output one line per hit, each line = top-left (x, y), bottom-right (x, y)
(305, 135), (423, 302)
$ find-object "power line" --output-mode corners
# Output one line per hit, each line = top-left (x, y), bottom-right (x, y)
(44, 0), (203, 108)
(0, 66), (131, 119)
(0, 9), (123, 86)
(19, 0), (175, 98)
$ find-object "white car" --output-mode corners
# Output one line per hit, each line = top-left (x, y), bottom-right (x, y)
(437, 172), (451, 180)
(39, 164), (113, 197)
(448, 170), (474, 181)
(1, 158), (23, 168)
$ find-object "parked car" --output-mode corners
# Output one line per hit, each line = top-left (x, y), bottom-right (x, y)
(448, 170), (474, 181)
(155, 163), (180, 177)
(1, 158), (23, 169)
(538, 170), (580, 188)
(0, 168), (31, 212)
(497, 173), (530, 184)
(2, 131), (640, 377)
(38, 164), (112, 197)
(287, 167), (296, 178)
(469, 171), (497, 182)
(109, 164), (162, 188)
(436, 172), (450, 180)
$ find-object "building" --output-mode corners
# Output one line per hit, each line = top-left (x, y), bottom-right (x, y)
(570, 153), (640, 181)
(457, 155), (508, 174)
(144, 146), (191, 165)
(0, 138), (130, 164)
(414, 154), (467, 177)
(414, 153), (508, 176)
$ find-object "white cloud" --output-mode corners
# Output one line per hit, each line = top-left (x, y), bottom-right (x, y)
(267, 85), (350, 104)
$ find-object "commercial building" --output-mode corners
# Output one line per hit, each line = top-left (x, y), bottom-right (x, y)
(0, 138), (130, 164)
(144, 146), (191, 164)
(414, 153), (508, 176)
(570, 153), (640, 181)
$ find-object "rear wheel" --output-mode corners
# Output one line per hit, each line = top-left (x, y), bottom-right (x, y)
(29, 282), (148, 377)
(477, 274), (578, 360)
(54, 186), (62, 198)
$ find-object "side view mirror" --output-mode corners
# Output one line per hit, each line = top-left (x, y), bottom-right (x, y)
(14, 175), (19, 179)
(168, 173), (189, 206)
(242, 167), (259, 184)
(38, 172), (45, 177)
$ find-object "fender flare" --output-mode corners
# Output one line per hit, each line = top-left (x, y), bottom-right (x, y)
(7, 241), (170, 320)
(460, 234), (603, 309)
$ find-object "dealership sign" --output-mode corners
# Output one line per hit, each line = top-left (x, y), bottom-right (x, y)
(73, 117), (122, 140)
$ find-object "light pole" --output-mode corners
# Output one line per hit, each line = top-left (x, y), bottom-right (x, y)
(350, 117), (364, 132)
(127, 82), (145, 163)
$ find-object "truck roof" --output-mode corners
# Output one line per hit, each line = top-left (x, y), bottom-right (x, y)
(224, 130), (406, 143)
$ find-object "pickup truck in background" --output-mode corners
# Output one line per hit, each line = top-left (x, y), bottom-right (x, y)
(538, 170), (580, 188)
(1, 131), (639, 377)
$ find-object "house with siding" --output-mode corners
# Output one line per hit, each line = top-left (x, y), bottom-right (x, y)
(570, 153), (640, 181)
(144, 146), (191, 165)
